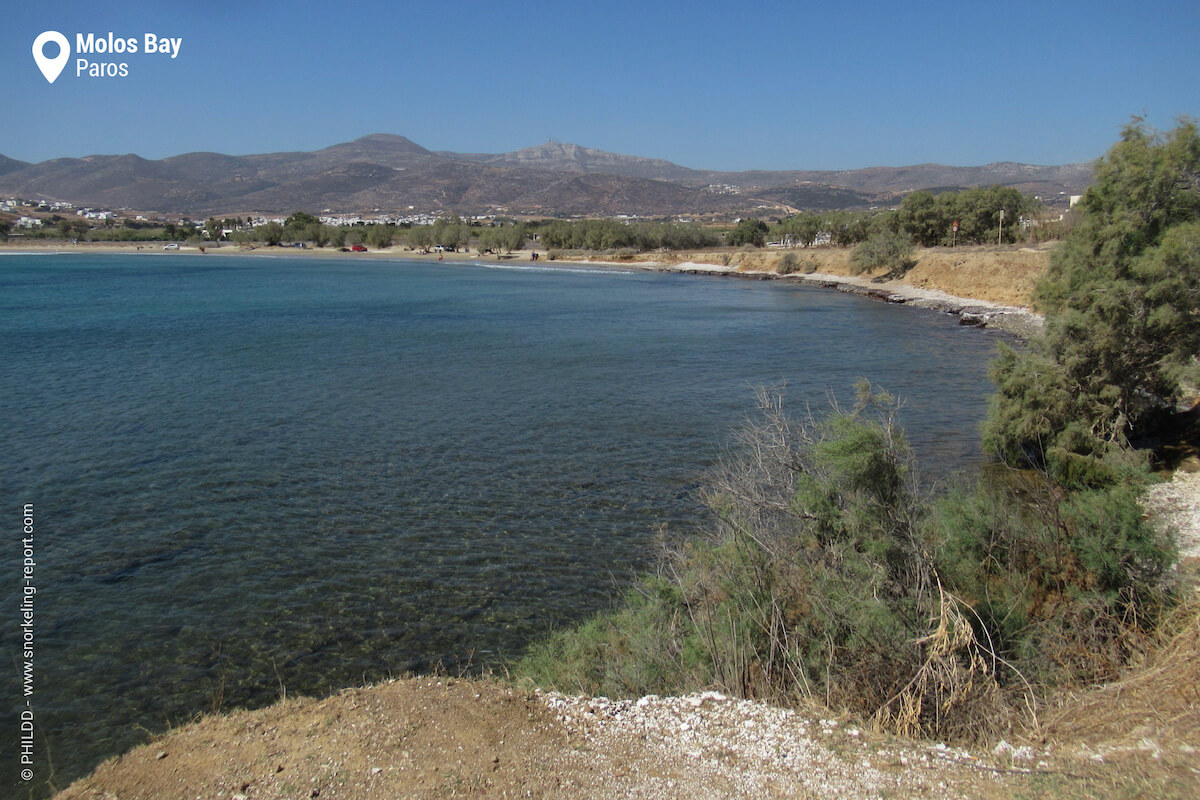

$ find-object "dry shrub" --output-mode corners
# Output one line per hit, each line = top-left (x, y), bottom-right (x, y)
(1026, 590), (1157, 685)
(689, 385), (1025, 741)
(1038, 582), (1200, 749)
(874, 584), (1027, 742)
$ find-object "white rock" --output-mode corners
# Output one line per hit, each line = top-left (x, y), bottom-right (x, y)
(1012, 746), (1035, 762)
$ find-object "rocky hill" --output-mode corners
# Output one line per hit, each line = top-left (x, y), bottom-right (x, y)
(0, 134), (1093, 218)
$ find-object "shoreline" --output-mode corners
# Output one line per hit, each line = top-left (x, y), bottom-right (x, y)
(628, 258), (1044, 339)
(1, 240), (1046, 338)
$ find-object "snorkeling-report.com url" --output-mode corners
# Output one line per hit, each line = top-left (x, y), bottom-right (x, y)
(18, 503), (36, 783)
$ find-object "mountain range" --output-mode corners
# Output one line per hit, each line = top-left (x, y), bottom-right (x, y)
(0, 134), (1094, 218)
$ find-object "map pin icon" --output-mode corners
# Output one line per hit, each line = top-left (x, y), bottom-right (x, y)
(33, 31), (70, 84)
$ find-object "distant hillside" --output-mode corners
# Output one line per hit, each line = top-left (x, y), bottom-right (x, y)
(308, 134), (439, 170)
(0, 135), (1093, 217)
(457, 140), (706, 183)
(779, 162), (1096, 201)
(0, 154), (30, 177)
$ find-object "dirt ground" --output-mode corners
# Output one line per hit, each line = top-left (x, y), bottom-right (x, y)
(642, 244), (1051, 309)
(50, 667), (1199, 800)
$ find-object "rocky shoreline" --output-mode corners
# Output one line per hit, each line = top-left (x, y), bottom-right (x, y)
(617, 258), (1045, 339)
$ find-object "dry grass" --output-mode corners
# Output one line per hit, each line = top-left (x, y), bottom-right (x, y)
(874, 585), (1023, 744)
(901, 246), (1050, 307)
(652, 245), (1051, 307)
(1022, 568), (1200, 799)
(1039, 595), (1200, 749)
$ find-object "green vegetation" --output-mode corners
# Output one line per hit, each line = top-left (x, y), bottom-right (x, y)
(518, 121), (1194, 744)
(769, 210), (872, 247)
(765, 186), (1041, 251)
(517, 382), (1175, 740)
(257, 221), (284, 246)
(538, 218), (719, 251)
(986, 119), (1200, 478)
(727, 218), (769, 248)
(896, 185), (1035, 246)
(58, 218), (93, 239)
(477, 221), (528, 254)
(849, 228), (915, 276)
(775, 252), (801, 274)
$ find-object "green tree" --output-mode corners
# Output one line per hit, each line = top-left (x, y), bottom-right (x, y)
(282, 211), (319, 243)
(257, 221), (284, 246)
(407, 225), (433, 251)
(931, 469), (1173, 686)
(304, 223), (332, 248)
(953, 186), (1029, 245)
(727, 218), (768, 247)
(824, 210), (871, 246)
(770, 213), (825, 247)
(986, 119), (1200, 476)
(896, 186), (1035, 247)
(432, 215), (466, 250)
(284, 211), (319, 229)
(897, 190), (946, 246)
(538, 220), (572, 250)
(366, 224), (396, 249)
(849, 228), (915, 276)
(482, 222), (527, 253)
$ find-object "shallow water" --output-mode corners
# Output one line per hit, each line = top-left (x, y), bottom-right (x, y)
(1, 254), (1005, 791)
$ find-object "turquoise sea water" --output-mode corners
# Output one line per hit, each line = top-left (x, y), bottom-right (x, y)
(2, 253), (1007, 792)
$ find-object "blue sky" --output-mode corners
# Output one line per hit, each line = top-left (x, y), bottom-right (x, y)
(4, 0), (1198, 170)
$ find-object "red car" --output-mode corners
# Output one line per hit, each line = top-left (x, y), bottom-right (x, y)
(351, 244), (367, 252)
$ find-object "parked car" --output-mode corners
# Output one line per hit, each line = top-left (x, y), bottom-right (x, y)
(351, 244), (367, 252)
(162, 243), (179, 250)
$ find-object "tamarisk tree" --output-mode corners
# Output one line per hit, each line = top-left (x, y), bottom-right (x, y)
(985, 119), (1200, 482)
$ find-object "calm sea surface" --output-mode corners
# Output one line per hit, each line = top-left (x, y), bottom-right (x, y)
(2, 253), (1008, 791)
